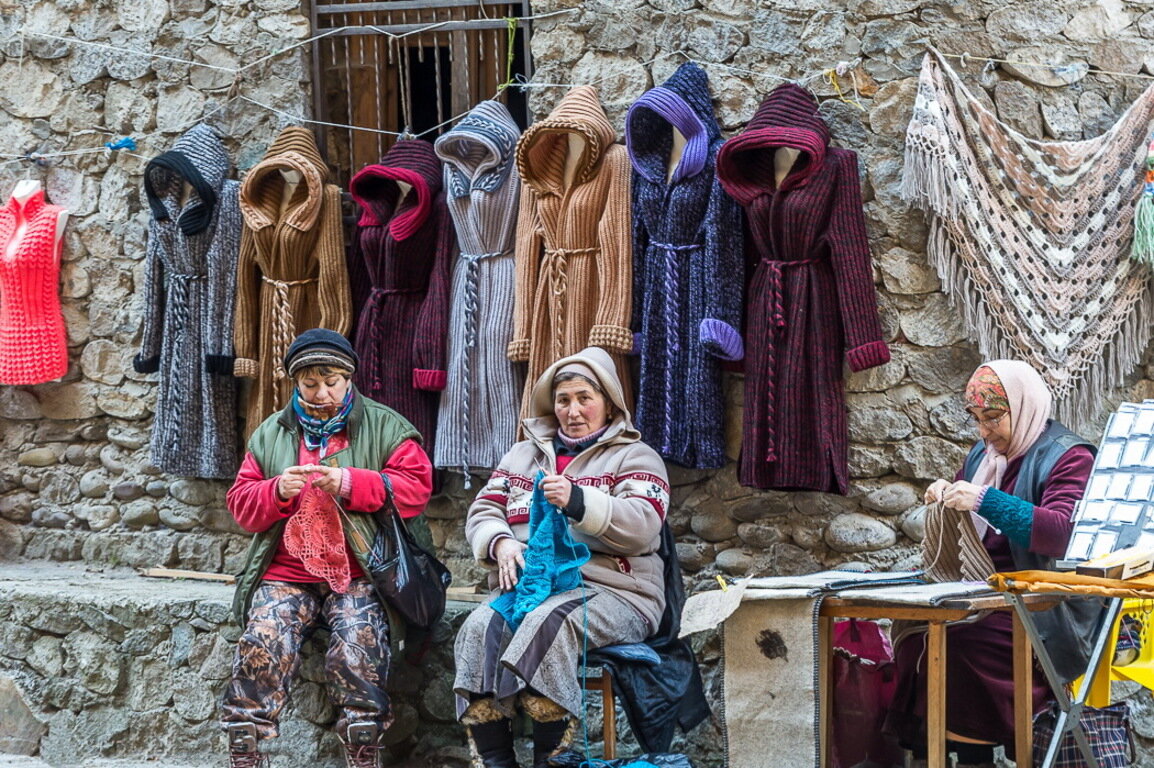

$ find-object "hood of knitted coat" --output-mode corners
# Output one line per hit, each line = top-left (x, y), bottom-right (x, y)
(523, 346), (639, 445)
(434, 100), (521, 199)
(626, 61), (719, 185)
(240, 126), (330, 232)
(516, 86), (618, 196)
(144, 124), (232, 235)
(716, 83), (831, 204)
(349, 138), (444, 239)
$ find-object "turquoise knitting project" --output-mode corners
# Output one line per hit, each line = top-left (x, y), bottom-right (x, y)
(492, 470), (590, 631)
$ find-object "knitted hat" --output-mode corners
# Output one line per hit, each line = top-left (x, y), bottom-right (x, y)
(283, 329), (358, 376)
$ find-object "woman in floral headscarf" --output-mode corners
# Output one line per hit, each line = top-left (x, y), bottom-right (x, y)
(886, 360), (1098, 768)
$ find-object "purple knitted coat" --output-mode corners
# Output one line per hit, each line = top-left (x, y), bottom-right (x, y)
(716, 84), (890, 493)
(348, 139), (456, 458)
(626, 62), (745, 469)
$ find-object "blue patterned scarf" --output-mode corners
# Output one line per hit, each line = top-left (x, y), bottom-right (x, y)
(293, 389), (354, 454)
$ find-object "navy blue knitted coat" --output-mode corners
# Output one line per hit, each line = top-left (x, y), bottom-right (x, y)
(625, 62), (745, 469)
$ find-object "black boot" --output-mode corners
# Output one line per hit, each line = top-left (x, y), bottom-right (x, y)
(531, 717), (570, 768)
(467, 719), (519, 768)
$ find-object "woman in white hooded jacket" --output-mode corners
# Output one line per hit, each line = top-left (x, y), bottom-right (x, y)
(453, 346), (670, 768)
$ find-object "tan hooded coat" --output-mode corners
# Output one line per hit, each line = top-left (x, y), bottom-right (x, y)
(466, 346), (669, 628)
(509, 87), (634, 420)
(233, 127), (351, 434)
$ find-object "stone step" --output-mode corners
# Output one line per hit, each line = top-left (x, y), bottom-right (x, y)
(0, 561), (477, 768)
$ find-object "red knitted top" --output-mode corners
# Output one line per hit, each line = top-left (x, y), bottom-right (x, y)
(0, 190), (68, 385)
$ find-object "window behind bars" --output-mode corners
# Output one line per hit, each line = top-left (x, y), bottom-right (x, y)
(310, 0), (532, 187)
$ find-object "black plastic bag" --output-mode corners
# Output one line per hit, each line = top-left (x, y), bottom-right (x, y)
(365, 509), (451, 630)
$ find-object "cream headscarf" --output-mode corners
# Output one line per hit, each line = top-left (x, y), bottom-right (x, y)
(965, 359), (1053, 489)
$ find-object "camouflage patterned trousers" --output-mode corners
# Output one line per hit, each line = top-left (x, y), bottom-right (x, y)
(220, 579), (392, 740)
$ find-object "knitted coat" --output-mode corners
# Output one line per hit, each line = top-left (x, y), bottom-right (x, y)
(0, 189), (67, 385)
(433, 101), (525, 479)
(233, 127), (351, 436)
(136, 125), (242, 478)
(626, 62), (745, 469)
(716, 84), (890, 493)
(348, 139), (454, 459)
(509, 86), (634, 420)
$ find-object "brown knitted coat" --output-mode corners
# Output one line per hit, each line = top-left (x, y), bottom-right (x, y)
(233, 126), (351, 434)
(509, 86), (634, 419)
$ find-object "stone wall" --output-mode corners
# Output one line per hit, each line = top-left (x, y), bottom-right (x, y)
(4, 0), (1154, 765)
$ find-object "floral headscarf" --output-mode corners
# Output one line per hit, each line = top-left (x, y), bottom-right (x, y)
(964, 360), (1052, 488)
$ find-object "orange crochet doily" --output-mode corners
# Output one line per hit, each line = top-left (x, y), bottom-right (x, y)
(283, 480), (351, 592)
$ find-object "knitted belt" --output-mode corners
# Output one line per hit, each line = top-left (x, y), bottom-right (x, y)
(164, 272), (210, 448)
(650, 241), (703, 455)
(760, 257), (820, 463)
(456, 250), (508, 487)
(261, 275), (319, 406)
(542, 246), (598, 359)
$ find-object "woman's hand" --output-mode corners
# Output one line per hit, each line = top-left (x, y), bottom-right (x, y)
(494, 537), (527, 591)
(540, 474), (573, 509)
(924, 479), (951, 504)
(277, 466), (311, 500)
(942, 480), (984, 512)
(301, 464), (343, 495)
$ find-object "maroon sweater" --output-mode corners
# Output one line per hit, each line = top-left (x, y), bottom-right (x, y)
(717, 84), (889, 493)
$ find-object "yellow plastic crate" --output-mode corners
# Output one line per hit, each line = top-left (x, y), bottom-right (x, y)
(1077, 598), (1154, 707)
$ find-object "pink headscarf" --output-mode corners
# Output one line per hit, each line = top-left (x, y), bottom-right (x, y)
(965, 359), (1053, 489)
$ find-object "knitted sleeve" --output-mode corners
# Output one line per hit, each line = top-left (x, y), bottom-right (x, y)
(570, 442), (667, 554)
(133, 223), (165, 374)
(412, 200), (455, 391)
(1023, 445), (1095, 557)
(204, 184), (241, 374)
(508, 187), (542, 361)
(466, 449), (528, 564)
(345, 225), (371, 346)
(231, 225), (261, 378)
(826, 152), (890, 372)
(699, 167), (745, 361)
(588, 148), (634, 353)
(630, 171), (649, 341)
(316, 184), (352, 336)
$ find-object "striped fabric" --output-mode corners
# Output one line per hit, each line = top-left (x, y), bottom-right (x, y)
(433, 101), (525, 480)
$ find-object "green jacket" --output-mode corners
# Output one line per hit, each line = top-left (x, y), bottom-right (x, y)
(231, 389), (420, 627)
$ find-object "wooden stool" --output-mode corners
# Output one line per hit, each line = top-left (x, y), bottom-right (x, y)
(582, 667), (617, 759)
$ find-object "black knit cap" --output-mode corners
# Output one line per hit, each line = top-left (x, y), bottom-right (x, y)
(283, 329), (359, 376)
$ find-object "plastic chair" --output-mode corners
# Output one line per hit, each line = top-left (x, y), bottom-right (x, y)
(581, 643), (662, 759)
(1079, 598), (1154, 707)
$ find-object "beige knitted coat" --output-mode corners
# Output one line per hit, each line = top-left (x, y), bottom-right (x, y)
(509, 86), (634, 419)
(233, 127), (351, 434)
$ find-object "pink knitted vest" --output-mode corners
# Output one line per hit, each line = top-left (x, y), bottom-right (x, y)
(0, 190), (68, 384)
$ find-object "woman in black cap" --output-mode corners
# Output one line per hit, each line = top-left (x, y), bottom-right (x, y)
(220, 328), (433, 768)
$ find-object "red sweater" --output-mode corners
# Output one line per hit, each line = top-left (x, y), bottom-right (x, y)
(228, 435), (432, 583)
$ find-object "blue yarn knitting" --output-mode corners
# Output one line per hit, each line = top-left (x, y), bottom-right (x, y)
(977, 487), (1034, 548)
(492, 470), (590, 631)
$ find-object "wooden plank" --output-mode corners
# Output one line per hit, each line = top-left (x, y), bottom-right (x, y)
(820, 602), (975, 622)
(926, 621), (947, 768)
(141, 568), (236, 584)
(319, 0), (513, 13)
(1014, 610), (1033, 768)
(318, 20), (517, 35)
(446, 586), (488, 603)
(818, 616), (832, 768)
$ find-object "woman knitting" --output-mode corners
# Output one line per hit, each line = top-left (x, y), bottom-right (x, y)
(886, 360), (1098, 768)
(221, 329), (433, 768)
(453, 346), (670, 768)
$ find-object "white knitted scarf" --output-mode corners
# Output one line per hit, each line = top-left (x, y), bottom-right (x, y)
(902, 49), (1154, 428)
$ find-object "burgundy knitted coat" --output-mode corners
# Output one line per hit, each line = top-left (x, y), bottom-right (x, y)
(348, 139), (456, 459)
(717, 84), (890, 493)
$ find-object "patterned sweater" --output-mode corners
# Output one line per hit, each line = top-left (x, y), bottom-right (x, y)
(136, 125), (242, 479)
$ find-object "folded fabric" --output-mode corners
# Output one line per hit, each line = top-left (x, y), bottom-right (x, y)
(990, 569), (1154, 599)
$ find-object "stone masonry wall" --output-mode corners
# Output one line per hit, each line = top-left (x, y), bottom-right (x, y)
(4, 0), (1154, 765)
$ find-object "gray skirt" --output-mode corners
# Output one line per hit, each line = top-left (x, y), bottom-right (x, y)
(452, 585), (648, 719)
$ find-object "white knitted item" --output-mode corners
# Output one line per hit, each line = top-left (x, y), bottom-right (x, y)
(903, 49), (1154, 429)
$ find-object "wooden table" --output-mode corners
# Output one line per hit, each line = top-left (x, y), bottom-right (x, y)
(817, 591), (1063, 768)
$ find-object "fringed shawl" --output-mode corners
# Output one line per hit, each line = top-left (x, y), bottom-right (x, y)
(902, 48), (1154, 429)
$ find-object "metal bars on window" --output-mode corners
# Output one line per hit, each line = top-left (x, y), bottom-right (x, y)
(310, 0), (531, 187)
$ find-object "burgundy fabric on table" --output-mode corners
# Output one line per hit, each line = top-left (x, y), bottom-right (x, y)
(885, 444), (1095, 756)
(716, 83), (890, 493)
(347, 139), (456, 457)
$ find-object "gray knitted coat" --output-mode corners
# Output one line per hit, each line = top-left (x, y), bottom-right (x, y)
(136, 125), (242, 479)
(432, 101), (524, 481)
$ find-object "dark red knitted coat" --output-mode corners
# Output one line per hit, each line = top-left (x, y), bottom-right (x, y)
(348, 139), (456, 459)
(717, 84), (890, 493)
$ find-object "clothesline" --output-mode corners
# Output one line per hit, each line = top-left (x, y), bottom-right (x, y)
(938, 50), (1154, 82)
